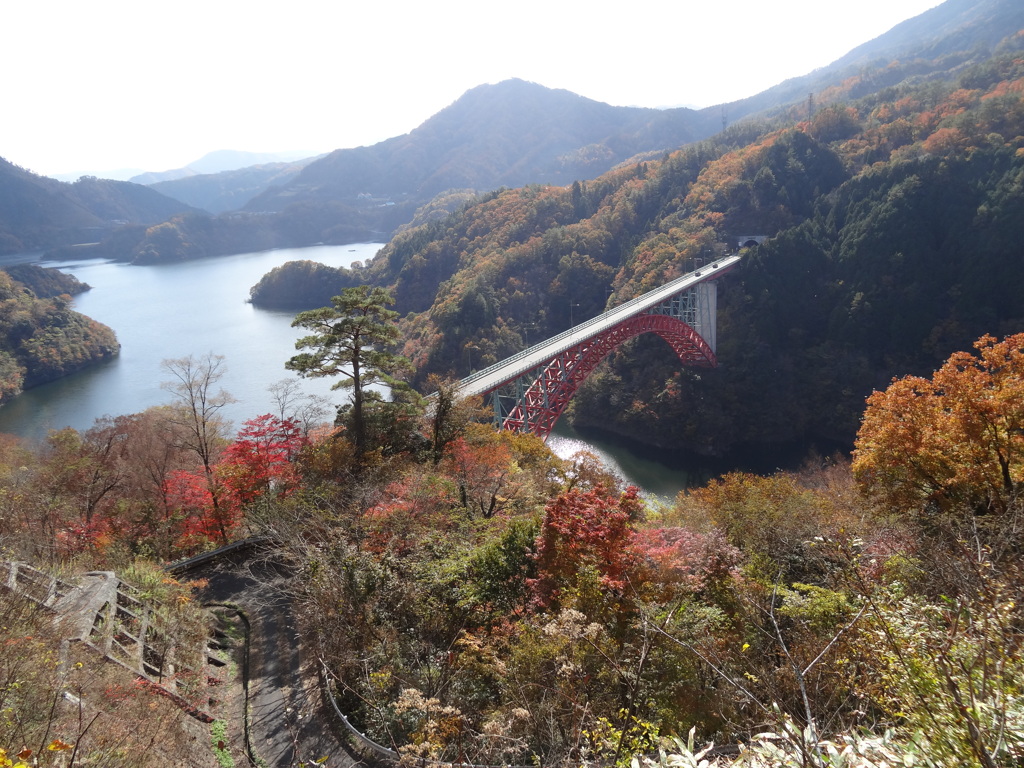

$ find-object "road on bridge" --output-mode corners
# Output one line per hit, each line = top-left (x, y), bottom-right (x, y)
(457, 253), (742, 398)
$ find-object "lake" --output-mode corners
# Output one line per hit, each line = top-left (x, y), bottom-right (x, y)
(0, 243), (703, 501)
(0, 244), (385, 441)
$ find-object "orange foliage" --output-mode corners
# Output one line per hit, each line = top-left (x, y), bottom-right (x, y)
(923, 126), (966, 154)
(982, 76), (1024, 100)
(854, 333), (1024, 516)
(362, 470), (458, 554)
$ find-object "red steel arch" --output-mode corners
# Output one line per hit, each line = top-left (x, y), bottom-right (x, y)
(496, 313), (715, 438)
(454, 253), (742, 439)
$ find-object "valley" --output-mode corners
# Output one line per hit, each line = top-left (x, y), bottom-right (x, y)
(2, 1), (1024, 765)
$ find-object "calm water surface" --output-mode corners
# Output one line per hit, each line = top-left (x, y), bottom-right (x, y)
(547, 421), (693, 504)
(0, 244), (385, 442)
(0, 242), (708, 499)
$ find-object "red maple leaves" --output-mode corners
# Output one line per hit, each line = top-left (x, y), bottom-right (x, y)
(165, 414), (305, 549)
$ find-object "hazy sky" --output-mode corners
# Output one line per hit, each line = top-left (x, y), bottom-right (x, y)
(3, 0), (943, 179)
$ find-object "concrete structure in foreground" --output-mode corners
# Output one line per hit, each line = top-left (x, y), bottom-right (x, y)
(1, 561), (218, 722)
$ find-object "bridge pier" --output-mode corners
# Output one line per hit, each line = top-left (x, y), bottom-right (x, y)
(456, 255), (741, 439)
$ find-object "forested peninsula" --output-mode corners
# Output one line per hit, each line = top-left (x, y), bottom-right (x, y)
(0, 266), (118, 402)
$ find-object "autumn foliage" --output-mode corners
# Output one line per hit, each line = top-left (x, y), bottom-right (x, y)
(529, 485), (643, 608)
(8, 27), (1024, 765)
(11, 328), (1024, 766)
(218, 413), (303, 504)
(165, 414), (305, 549)
(346, 42), (1024, 464)
(854, 333), (1024, 516)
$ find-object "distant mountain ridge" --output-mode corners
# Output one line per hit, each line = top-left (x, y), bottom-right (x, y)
(145, 159), (317, 214)
(129, 149), (318, 184)
(2, 0), (1019, 263)
(244, 79), (712, 213)
(0, 158), (198, 255)
(174, 1), (1024, 227)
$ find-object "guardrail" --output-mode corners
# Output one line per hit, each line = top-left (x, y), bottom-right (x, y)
(175, 543), (537, 767)
(165, 536), (276, 575)
(458, 253), (742, 397)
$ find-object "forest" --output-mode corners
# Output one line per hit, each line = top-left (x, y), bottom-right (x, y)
(4, 8), (1024, 768)
(2, 311), (1024, 766)
(0, 160), (196, 256)
(0, 267), (118, 404)
(311, 36), (1024, 459)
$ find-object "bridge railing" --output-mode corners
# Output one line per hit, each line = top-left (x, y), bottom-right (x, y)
(458, 255), (740, 395)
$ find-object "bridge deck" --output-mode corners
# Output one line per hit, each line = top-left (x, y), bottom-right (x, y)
(458, 253), (742, 397)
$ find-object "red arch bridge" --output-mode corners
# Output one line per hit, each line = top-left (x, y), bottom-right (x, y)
(455, 253), (742, 439)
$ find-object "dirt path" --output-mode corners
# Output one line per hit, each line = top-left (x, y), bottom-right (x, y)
(194, 559), (359, 768)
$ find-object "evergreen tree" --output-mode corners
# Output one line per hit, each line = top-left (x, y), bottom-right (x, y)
(287, 286), (408, 454)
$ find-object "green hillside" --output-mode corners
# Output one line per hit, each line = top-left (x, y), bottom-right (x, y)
(358, 28), (1024, 457)
(0, 268), (118, 402)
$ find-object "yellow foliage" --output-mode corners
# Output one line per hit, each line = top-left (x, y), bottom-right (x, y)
(854, 333), (1024, 516)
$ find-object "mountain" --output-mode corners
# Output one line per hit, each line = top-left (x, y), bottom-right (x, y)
(53, 167), (145, 183)
(347, 0), (1024, 458)
(51, 149), (320, 184)
(245, 1), (1024, 220)
(10, 0), (1016, 269)
(129, 149), (318, 185)
(185, 149), (317, 175)
(144, 157), (318, 214)
(86, 82), (715, 263)
(244, 79), (709, 213)
(832, 0), (1024, 67)
(714, 0), (1024, 123)
(0, 158), (199, 255)
(135, 2), (1024, 256)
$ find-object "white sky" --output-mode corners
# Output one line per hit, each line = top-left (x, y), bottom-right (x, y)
(2, 0), (943, 179)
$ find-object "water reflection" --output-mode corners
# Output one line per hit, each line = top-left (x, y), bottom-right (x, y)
(0, 244), (386, 443)
(547, 420), (694, 504)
